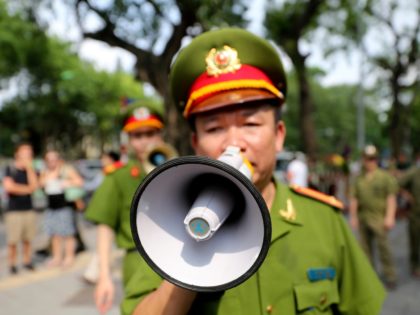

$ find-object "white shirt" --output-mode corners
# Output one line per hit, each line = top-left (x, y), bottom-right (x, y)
(287, 159), (308, 187)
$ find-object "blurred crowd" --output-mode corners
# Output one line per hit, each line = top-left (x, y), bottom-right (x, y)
(0, 143), (122, 276)
(287, 146), (420, 287)
(0, 140), (419, 310)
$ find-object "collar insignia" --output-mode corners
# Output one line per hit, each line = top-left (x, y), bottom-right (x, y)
(279, 198), (297, 222)
(130, 166), (140, 178)
(206, 45), (242, 77)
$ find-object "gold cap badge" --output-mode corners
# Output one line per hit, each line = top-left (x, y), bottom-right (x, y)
(206, 45), (241, 77)
(133, 107), (151, 120)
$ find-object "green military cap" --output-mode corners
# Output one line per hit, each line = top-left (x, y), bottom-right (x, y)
(121, 101), (164, 132)
(169, 28), (287, 118)
(363, 145), (379, 158)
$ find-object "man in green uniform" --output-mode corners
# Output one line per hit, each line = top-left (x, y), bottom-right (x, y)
(398, 152), (420, 278)
(349, 145), (398, 288)
(85, 105), (164, 314)
(122, 28), (385, 315)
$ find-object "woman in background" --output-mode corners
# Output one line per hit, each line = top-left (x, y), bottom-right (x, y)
(40, 150), (84, 268)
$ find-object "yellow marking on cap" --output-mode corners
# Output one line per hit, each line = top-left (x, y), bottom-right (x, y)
(183, 79), (283, 117)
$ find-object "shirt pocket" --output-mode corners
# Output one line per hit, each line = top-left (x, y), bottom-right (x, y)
(294, 280), (339, 313)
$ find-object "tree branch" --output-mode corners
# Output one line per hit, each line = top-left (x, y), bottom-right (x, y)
(406, 7), (420, 66)
(144, 0), (165, 19)
(295, 0), (325, 37)
(75, 0), (151, 63)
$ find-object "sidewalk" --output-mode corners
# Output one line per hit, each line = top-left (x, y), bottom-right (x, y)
(0, 213), (419, 314)
(378, 219), (420, 315)
(0, 213), (123, 315)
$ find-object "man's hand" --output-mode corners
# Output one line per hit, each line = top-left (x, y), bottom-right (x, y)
(384, 194), (397, 231)
(383, 216), (395, 231)
(349, 215), (359, 230)
(95, 276), (115, 314)
(133, 281), (197, 315)
(349, 197), (359, 230)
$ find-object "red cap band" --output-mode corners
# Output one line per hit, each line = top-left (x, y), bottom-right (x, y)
(184, 65), (282, 117)
(123, 115), (163, 132)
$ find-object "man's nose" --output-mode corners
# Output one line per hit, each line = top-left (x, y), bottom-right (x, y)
(222, 127), (246, 153)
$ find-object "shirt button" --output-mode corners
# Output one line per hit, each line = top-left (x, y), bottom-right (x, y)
(320, 293), (328, 305)
(266, 305), (273, 313)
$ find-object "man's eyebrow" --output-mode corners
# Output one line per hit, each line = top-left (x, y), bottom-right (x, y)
(200, 114), (220, 124)
(240, 108), (259, 117)
(199, 104), (267, 123)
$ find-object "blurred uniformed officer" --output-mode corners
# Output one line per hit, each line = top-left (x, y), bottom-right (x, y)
(349, 145), (398, 288)
(85, 105), (164, 314)
(122, 28), (385, 315)
(398, 152), (420, 278)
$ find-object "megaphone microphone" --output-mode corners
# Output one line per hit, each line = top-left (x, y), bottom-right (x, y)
(183, 147), (253, 242)
(131, 146), (271, 292)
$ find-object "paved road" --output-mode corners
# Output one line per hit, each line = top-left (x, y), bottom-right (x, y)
(0, 212), (123, 315)
(0, 212), (419, 314)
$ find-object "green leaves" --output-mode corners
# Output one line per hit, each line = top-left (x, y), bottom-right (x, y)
(0, 1), (156, 156)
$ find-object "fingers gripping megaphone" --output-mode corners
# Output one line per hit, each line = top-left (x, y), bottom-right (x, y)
(143, 142), (178, 174)
(130, 146), (271, 292)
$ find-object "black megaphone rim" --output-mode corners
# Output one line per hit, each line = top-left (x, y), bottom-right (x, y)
(130, 155), (272, 292)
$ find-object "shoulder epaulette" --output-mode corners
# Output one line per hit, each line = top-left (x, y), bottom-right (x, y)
(290, 185), (344, 210)
(104, 161), (125, 175)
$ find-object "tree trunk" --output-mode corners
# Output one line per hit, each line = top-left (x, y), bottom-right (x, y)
(148, 64), (192, 156)
(389, 76), (404, 160)
(292, 51), (317, 160)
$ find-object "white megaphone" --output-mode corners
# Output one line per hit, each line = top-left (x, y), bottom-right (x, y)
(130, 146), (271, 292)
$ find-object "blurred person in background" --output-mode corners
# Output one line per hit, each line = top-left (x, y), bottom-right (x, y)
(39, 150), (84, 268)
(398, 151), (420, 278)
(2, 143), (39, 274)
(85, 106), (164, 314)
(286, 151), (308, 187)
(82, 150), (124, 284)
(349, 145), (399, 289)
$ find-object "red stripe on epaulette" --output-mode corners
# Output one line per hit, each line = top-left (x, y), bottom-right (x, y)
(290, 185), (344, 210)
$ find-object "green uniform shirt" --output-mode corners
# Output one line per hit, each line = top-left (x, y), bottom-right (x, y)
(351, 168), (398, 219)
(399, 166), (420, 214)
(122, 181), (385, 315)
(85, 160), (146, 250)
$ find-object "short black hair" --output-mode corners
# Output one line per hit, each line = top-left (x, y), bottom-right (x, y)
(14, 142), (32, 153)
(104, 151), (120, 162)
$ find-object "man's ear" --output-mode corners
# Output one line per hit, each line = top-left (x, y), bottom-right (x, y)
(275, 121), (286, 152)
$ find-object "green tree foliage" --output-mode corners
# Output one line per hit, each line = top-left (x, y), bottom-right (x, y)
(0, 1), (47, 78)
(264, 0), (373, 159)
(51, 0), (249, 154)
(409, 88), (420, 155)
(364, 0), (419, 158)
(283, 69), (385, 158)
(0, 2), (154, 157)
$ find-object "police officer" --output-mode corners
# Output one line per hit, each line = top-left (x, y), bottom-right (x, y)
(85, 105), (164, 314)
(349, 144), (398, 288)
(82, 150), (124, 284)
(122, 28), (385, 315)
(398, 151), (420, 278)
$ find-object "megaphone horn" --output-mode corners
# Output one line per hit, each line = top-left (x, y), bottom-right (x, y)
(131, 146), (271, 292)
(143, 142), (178, 173)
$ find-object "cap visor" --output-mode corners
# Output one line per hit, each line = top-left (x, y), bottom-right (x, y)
(189, 89), (280, 116)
